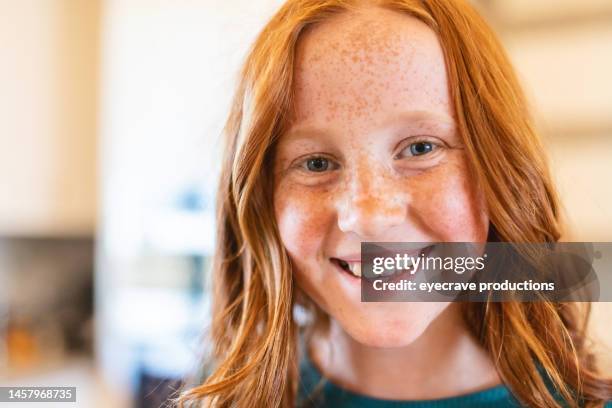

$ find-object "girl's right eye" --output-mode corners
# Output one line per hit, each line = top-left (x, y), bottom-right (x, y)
(306, 157), (329, 172)
(298, 156), (338, 173)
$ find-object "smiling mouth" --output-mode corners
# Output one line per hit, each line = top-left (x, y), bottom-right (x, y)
(330, 245), (434, 280)
(330, 258), (362, 277)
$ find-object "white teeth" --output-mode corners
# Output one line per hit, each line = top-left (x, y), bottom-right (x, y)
(332, 258), (362, 278)
(347, 262), (361, 277)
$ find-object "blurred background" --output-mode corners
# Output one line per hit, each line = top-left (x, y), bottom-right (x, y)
(0, 0), (611, 406)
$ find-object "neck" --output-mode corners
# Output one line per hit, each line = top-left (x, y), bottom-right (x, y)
(308, 304), (501, 400)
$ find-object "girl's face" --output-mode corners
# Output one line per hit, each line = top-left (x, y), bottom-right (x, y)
(273, 7), (489, 347)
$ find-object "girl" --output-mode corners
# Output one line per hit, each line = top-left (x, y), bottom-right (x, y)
(180, 0), (612, 406)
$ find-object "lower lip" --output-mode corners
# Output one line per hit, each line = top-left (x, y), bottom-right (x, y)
(329, 260), (366, 292)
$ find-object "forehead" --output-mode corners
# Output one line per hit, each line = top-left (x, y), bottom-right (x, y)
(291, 6), (452, 131)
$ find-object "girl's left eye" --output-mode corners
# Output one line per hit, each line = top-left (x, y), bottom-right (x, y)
(397, 141), (438, 158)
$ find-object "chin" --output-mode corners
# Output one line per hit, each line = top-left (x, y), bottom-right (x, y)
(336, 303), (448, 348)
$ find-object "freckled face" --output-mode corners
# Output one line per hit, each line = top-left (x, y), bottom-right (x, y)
(273, 8), (489, 347)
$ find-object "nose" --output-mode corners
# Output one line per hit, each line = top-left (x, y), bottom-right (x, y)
(336, 170), (408, 239)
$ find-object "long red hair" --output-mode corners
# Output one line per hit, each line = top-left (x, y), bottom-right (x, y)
(180, 0), (612, 406)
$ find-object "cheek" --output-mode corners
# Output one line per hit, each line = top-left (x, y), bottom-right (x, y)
(411, 157), (488, 241)
(274, 185), (337, 310)
(273, 185), (333, 261)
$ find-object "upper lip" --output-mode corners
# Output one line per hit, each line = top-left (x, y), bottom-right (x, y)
(331, 254), (361, 263)
(332, 245), (434, 263)
(365, 244), (432, 257)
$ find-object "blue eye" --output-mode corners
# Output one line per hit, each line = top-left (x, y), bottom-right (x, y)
(408, 141), (434, 156)
(305, 157), (330, 172)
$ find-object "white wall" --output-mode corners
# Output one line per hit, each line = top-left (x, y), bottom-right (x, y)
(490, 1), (612, 373)
(0, 0), (99, 236)
(96, 0), (286, 390)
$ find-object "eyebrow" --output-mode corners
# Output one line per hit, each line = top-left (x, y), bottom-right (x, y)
(283, 110), (455, 140)
(381, 110), (455, 127)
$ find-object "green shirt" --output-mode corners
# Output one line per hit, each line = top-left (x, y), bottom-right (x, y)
(298, 356), (612, 408)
